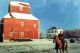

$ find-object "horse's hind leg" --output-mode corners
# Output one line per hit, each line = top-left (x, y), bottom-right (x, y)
(62, 49), (64, 53)
(66, 49), (68, 53)
(56, 49), (58, 53)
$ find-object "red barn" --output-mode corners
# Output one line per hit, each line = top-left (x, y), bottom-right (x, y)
(1, 1), (40, 42)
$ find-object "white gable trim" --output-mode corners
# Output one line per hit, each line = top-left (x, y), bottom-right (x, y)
(3, 13), (39, 20)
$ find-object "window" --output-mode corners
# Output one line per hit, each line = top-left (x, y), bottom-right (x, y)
(20, 5), (23, 11)
(55, 30), (57, 33)
(9, 32), (13, 36)
(33, 24), (36, 28)
(21, 22), (24, 27)
(21, 32), (24, 38)
(52, 31), (53, 33)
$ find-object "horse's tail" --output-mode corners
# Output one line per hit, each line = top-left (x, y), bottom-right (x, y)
(64, 40), (68, 53)
(65, 40), (68, 48)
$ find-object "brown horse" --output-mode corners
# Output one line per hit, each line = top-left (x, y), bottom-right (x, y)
(53, 36), (68, 53)
(53, 36), (62, 53)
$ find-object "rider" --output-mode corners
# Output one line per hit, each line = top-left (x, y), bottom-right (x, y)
(58, 31), (65, 52)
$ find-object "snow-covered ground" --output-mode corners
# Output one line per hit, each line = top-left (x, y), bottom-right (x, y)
(0, 39), (80, 53)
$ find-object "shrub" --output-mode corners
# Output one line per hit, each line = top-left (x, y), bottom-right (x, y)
(70, 39), (75, 43)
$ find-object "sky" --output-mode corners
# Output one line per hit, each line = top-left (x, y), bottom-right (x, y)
(0, 0), (80, 32)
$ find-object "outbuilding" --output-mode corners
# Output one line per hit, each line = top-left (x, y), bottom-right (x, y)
(1, 1), (40, 42)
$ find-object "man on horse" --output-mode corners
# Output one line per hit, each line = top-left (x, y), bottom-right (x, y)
(58, 31), (65, 53)
(53, 33), (62, 53)
(53, 31), (68, 53)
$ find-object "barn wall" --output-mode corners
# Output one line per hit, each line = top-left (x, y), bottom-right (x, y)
(10, 5), (30, 14)
(2, 18), (39, 41)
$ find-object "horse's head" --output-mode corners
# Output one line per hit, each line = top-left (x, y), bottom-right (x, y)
(53, 36), (59, 42)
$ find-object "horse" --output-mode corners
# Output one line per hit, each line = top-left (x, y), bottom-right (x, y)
(53, 36), (68, 53)
(53, 36), (62, 53)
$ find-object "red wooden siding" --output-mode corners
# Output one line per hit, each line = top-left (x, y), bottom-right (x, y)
(2, 1), (39, 41)
(10, 5), (30, 14)
(2, 18), (39, 40)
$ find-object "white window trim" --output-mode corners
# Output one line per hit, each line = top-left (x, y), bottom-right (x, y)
(9, 32), (13, 36)
(33, 24), (36, 28)
(21, 32), (24, 38)
(20, 5), (23, 11)
(21, 22), (24, 27)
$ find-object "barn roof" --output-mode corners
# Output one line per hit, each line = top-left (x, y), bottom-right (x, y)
(10, 1), (29, 6)
(3, 13), (39, 20)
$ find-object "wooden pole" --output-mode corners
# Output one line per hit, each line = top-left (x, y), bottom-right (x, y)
(8, 0), (15, 18)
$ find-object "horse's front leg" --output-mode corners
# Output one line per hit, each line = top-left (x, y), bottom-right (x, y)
(66, 48), (68, 53)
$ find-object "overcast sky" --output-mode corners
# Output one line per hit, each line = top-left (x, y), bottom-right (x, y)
(0, 0), (80, 32)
